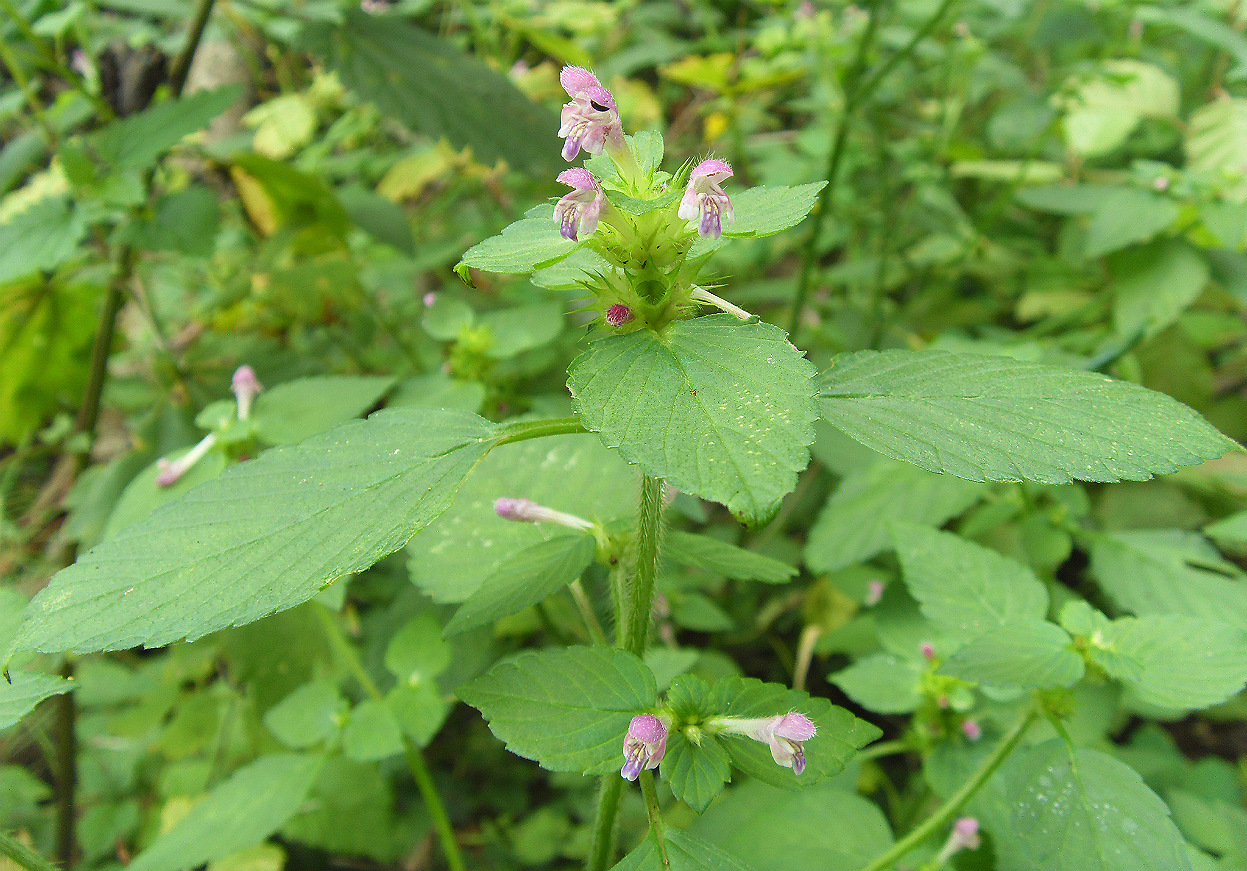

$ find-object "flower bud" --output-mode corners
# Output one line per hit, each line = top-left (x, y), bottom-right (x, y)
(606, 304), (634, 326)
(231, 365), (262, 421)
(494, 497), (595, 532)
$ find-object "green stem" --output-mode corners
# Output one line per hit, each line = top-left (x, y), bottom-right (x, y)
(314, 605), (467, 871)
(854, 739), (913, 763)
(0, 830), (60, 871)
(494, 416), (587, 446)
(625, 476), (664, 656)
(168, 0), (217, 98)
(853, 708), (1038, 871)
(638, 771), (668, 865)
(54, 660), (75, 869)
(587, 776), (624, 871)
(569, 579), (608, 645)
(0, 37), (56, 146)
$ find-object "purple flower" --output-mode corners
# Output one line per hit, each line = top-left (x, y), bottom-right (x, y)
(605, 303), (634, 326)
(494, 497), (595, 532)
(621, 714), (668, 781)
(715, 712), (817, 775)
(558, 66), (622, 161)
(678, 159), (734, 238)
(231, 365), (262, 421)
(553, 168), (604, 241)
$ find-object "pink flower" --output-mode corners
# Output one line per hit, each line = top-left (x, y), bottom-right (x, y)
(716, 712), (817, 775)
(156, 432), (218, 488)
(621, 714), (668, 781)
(554, 169), (605, 241)
(935, 817), (981, 864)
(678, 159), (734, 238)
(557, 66), (622, 161)
(920, 642), (936, 661)
(231, 365), (262, 421)
(494, 497), (595, 532)
(962, 719), (982, 742)
(605, 303), (633, 326)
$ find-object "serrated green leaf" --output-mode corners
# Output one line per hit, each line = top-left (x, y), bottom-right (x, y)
(457, 216), (578, 276)
(262, 681), (343, 749)
(409, 434), (635, 603)
(805, 459), (984, 573)
(830, 654), (923, 714)
(569, 315), (817, 523)
(662, 731), (732, 813)
(128, 754), (323, 871)
(15, 409), (497, 654)
(458, 646), (656, 775)
(987, 741), (1192, 871)
(708, 676), (880, 789)
(445, 534), (596, 634)
(1099, 615), (1247, 710)
(91, 85), (242, 172)
(892, 523), (1048, 637)
(818, 350), (1236, 484)
(722, 182), (826, 237)
(1088, 531), (1247, 629)
(939, 619), (1084, 689)
(664, 531), (795, 584)
(0, 670), (71, 730)
(0, 197), (88, 285)
(251, 375), (394, 445)
(611, 829), (756, 871)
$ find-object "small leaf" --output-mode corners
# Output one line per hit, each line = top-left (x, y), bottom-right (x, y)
(939, 620), (1085, 689)
(445, 535), (596, 634)
(662, 731), (732, 813)
(1110, 239), (1209, 338)
(1099, 615), (1247, 710)
(1186, 96), (1247, 202)
(92, 85), (242, 172)
(664, 531), (796, 584)
(0, 670), (71, 730)
(1083, 188), (1179, 259)
(0, 197), (88, 285)
(723, 182), (826, 238)
(384, 613), (451, 685)
(818, 350), (1236, 484)
(457, 216), (577, 276)
(251, 375), (394, 445)
(341, 699), (404, 761)
(262, 681), (343, 749)
(830, 654), (924, 714)
(127, 754), (323, 871)
(569, 315), (818, 523)
(611, 829), (756, 871)
(458, 646), (657, 775)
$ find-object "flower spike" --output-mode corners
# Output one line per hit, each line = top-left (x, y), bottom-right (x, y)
(679, 159), (734, 238)
(621, 714), (668, 781)
(558, 66), (623, 161)
(554, 169), (605, 241)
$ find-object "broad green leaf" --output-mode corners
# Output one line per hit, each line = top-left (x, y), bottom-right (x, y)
(611, 830), (755, 871)
(458, 646), (657, 775)
(939, 619), (1084, 689)
(15, 409), (497, 654)
(818, 350), (1236, 484)
(707, 676), (881, 789)
(302, 10), (558, 172)
(444, 534), (596, 634)
(384, 613), (451, 686)
(1058, 60), (1178, 158)
(101, 451), (229, 541)
(1083, 188), (1179, 259)
(1111, 240), (1209, 338)
(1088, 531), (1247, 629)
(1099, 615), (1247, 710)
(1168, 791), (1247, 864)
(892, 524), (1048, 638)
(830, 654), (923, 714)
(128, 753), (323, 871)
(1016, 184), (1120, 215)
(690, 781), (894, 871)
(251, 376), (394, 445)
(0, 670), (71, 730)
(664, 531), (796, 584)
(262, 681), (343, 749)
(569, 315), (818, 523)
(389, 373), (485, 414)
(280, 757), (402, 862)
(91, 86), (242, 172)
(341, 698), (404, 761)
(131, 186), (221, 257)
(986, 741), (1192, 871)
(1186, 97), (1247, 202)
(457, 216), (577, 277)
(722, 182), (826, 238)
(0, 197), (88, 285)
(662, 730), (732, 813)
(408, 434), (635, 603)
(480, 302), (564, 358)
(805, 459), (983, 573)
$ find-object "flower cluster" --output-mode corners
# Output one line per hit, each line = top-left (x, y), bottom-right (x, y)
(620, 711), (818, 781)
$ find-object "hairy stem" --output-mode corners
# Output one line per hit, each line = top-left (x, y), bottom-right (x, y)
(314, 605), (466, 871)
(0, 830), (60, 871)
(854, 708), (1038, 871)
(494, 416), (588, 446)
(638, 771), (668, 865)
(587, 776), (624, 871)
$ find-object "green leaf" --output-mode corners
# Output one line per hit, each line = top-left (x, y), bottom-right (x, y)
(569, 315), (818, 523)
(302, 10), (558, 172)
(1111, 239), (1209, 338)
(262, 681), (343, 749)
(817, 350), (1236, 484)
(689, 780), (894, 871)
(387, 683), (449, 747)
(336, 185), (414, 254)
(14, 409), (497, 654)
(1186, 97), (1247, 202)
(1083, 188), (1179, 259)
(1205, 510), (1247, 549)
(130, 186), (221, 257)
(91, 86), (242, 172)
(251, 375), (394, 445)
(830, 654), (923, 714)
(384, 613), (451, 686)
(279, 757), (401, 862)
(892, 523), (1048, 638)
(422, 296), (474, 340)
(0, 197), (88, 285)
(723, 182), (826, 238)
(409, 434), (635, 603)
(611, 830), (756, 871)
(480, 302), (564, 358)
(458, 646), (657, 775)
(444, 534), (596, 634)
(664, 531), (796, 584)
(662, 730), (732, 813)
(986, 741), (1192, 871)
(1098, 615), (1247, 710)
(939, 619), (1085, 689)
(341, 698), (404, 761)
(389, 373), (485, 414)
(707, 676), (881, 789)
(805, 459), (983, 573)
(1088, 531), (1247, 630)
(1058, 60), (1178, 158)
(457, 216), (578, 277)
(0, 670), (71, 730)
(127, 753), (323, 871)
